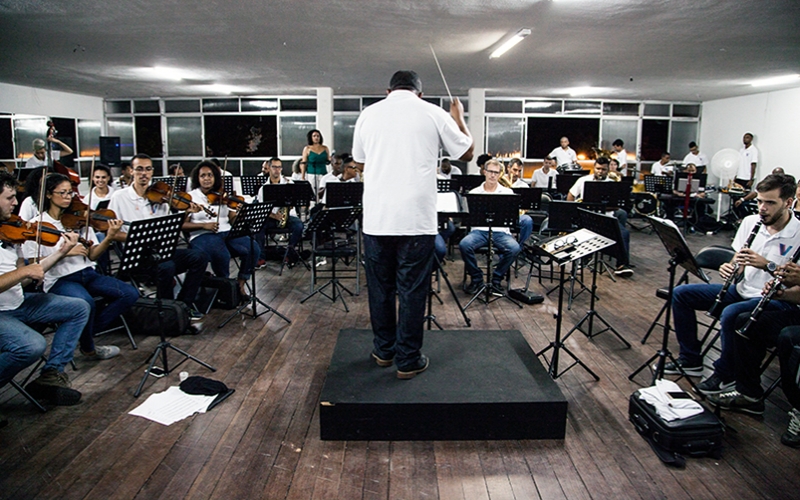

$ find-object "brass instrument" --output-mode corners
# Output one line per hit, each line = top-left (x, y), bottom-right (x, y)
(737, 244), (800, 338)
(707, 220), (763, 319)
(277, 206), (289, 228)
(608, 171), (622, 182)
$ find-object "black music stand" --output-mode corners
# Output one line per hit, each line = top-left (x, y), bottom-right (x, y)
(452, 174), (483, 194)
(462, 193), (523, 310)
(643, 175), (672, 195)
(117, 213), (216, 398)
(628, 216), (710, 388)
(429, 196), (472, 329)
(556, 174), (583, 198)
(535, 229), (615, 380)
(326, 182), (363, 208)
(221, 175), (234, 194)
(240, 175), (267, 196)
(300, 207), (363, 311)
(151, 176), (187, 192)
(512, 187), (543, 211)
(437, 179), (457, 193)
(568, 209), (632, 347)
(582, 181), (631, 212)
(218, 202), (292, 328)
(543, 200), (590, 308)
(258, 183), (314, 272)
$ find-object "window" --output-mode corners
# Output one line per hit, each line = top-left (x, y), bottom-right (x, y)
(486, 117), (523, 157)
(134, 100), (160, 113)
(106, 117), (134, 158)
(164, 100), (200, 113)
(280, 115), (316, 156)
(640, 120), (669, 162)
(669, 121), (699, 160)
(527, 118), (599, 159)
(203, 115), (277, 157)
(77, 120), (101, 158)
(333, 115), (358, 155)
(486, 100), (522, 113)
(135, 116), (163, 158)
(166, 117), (203, 156)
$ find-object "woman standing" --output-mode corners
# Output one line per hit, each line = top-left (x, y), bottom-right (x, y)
(183, 161), (255, 299)
(23, 174), (139, 360)
(300, 129), (331, 202)
(89, 164), (117, 210)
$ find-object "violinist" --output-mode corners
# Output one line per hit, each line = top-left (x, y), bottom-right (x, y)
(0, 171), (90, 406)
(22, 174), (139, 362)
(24, 136), (74, 169)
(112, 162), (132, 190)
(108, 154), (208, 319)
(89, 164), (117, 210)
(183, 161), (254, 299)
(256, 157), (305, 268)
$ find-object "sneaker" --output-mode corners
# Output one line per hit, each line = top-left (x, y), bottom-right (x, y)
(315, 257), (327, 267)
(781, 408), (800, 448)
(614, 265), (634, 277)
(189, 309), (204, 321)
(371, 351), (394, 368)
(81, 345), (120, 361)
(463, 279), (484, 295)
(255, 259), (268, 270)
(397, 355), (429, 380)
(490, 281), (504, 297)
(694, 373), (735, 395)
(707, 390), (765, 415)
(25, 368), (82, 406)
(659, 358), (703, 377)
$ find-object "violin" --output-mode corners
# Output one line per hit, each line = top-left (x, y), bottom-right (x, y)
(145, 181), (216, 217)
(207, 191), (246, 210)
(60, 197), (127, 232)
(0, 214), (90, 247)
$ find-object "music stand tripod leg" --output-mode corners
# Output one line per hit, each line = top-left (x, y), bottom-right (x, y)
(433, 254), (471, 327)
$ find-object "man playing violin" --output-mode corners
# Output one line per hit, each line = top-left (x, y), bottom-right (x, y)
(23, 173), (139, 362)
(183, 161), (254, 299)
(668, 174), (800, 395)
(0, 171), (91, 406)
(108, 154), (209, 319)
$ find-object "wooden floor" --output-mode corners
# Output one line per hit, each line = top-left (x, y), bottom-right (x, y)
(2, 223), (799, 500)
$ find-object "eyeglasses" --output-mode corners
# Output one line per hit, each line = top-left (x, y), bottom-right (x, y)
(52, 190), (74, 198)
(134, 166), (154, 172)
(553, 236), (578, 250)
(486, 170), (502, 176)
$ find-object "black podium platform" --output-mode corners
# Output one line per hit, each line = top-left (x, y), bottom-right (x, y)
(320, 329), (567, 441)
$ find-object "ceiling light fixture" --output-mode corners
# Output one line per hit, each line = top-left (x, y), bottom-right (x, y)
(490, 28), (531, 59)
(749, 74), (800, 87)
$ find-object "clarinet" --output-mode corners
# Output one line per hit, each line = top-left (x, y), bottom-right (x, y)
(736, 244), (800, 338)
(706, 220), (763, 319)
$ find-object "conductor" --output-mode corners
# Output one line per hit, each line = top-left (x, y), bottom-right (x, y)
(353, 70), (474, 379)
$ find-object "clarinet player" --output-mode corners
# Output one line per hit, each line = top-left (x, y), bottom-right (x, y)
(664, 174), (800, 395)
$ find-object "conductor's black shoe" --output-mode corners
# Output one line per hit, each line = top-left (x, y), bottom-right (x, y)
(371, 351), (394, 367)
(463, 279), (483, 295)
(397, 355), (429, 380)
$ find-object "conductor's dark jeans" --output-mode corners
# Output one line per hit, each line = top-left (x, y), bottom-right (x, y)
(364, 234), (434, 371)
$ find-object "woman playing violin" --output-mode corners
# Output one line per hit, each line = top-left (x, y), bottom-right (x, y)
(23, 174), (139, 361)
(183, 161), (254, 299)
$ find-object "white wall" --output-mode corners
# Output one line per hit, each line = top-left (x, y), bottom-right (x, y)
(700, 87), (800, 182)
(0, 82), (104, 121)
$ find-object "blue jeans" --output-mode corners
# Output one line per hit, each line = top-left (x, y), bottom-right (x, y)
(459, 230), (521, 284)
(519, 214), (533, 245)
(191, 232), (255, 281)
(434, 220), (456, 262)
(157, 248), (209, 306)
(672, 283), (794, 381)
(49, 267), (140, 353)
(364, 234), (434, 370)
(258, 215), (304, 259)
(613, 209), (631, 267)
(0, 293), (89, 385)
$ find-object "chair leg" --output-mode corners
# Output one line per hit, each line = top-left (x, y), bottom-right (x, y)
(9, 380), (47, 412)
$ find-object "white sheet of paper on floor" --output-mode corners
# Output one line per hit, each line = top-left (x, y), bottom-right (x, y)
(128, 385), (217, 425)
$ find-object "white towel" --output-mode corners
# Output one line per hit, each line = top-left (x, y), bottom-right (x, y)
(638, 379), (704, 421)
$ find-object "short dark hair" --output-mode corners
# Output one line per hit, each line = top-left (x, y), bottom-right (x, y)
(662, 152), (671, 158)
(120, 162), (131, 171)
(595, 156), (610, 166)
(268, 157), (282, 165)
(544, 156), (555, 162)
(389, 70), (422, 93)
(131, 153), (152, 164)
(609, 158), (620, 167)
(168, 164), (183, 175)
(191, 160), (222, 192)
(306, 129), (324, 146)
(0, 171), (17, 194)
(508, 158), (523, 168)
(92, 164), (114, 186)
(612, 139), (624, 147)
(756, 173), (796, 201)
(476, 154), (493, 167)
(688, 142), (697, 148)
(42, 173), (72, 212)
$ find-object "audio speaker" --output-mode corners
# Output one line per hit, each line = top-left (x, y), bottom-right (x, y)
(99, 136), (121, 167)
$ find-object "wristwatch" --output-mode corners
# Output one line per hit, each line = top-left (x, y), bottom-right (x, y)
(766, 261), (777, 274)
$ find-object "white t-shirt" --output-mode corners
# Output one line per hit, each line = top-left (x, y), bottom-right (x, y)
(186, 189), (232, 240)
(321, 176), (357, 205)
(511, 178), (529, 188)
(738, 145), (759, 180)
(568, 174), (613, 201)
(682, 152), (709, 169)
(549, 147), (577, 167)
(257, 176), (293, 215)
(18, 196), (39, 221)
(22, 213), (99, 292)
(651, 161), (673, 176)
(438, 165), (462, 179)
(24, 151), (60, 169)
(735, 213), (800, 298)
(108, 185), (170, 231)
(0, 244), (25, 311)
(318, 172), (339, 193)
(468, 183), (514, 234)
(531, 168), (558, 188)
(353, 90), (472, 236)
(89, 186), (117, 210)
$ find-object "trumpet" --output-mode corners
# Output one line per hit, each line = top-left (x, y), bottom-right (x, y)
(707, 220), (762, 319)
(736, 245), (800, 338)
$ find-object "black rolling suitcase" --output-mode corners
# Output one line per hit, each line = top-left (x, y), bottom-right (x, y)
(123, 298), (193, 336)
(199, 276), (241, 310)
(629, 390), (724, 467)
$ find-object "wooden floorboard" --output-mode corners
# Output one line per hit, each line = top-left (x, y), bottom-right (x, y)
(2, 226), (800, 499)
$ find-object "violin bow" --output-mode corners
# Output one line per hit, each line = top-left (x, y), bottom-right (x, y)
(35, 167), (48, 262)
(82, 157), (96, 259)
(217, 156), (228, 226)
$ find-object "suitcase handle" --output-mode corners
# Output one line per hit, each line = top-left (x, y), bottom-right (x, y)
(631, 413), (650, 434)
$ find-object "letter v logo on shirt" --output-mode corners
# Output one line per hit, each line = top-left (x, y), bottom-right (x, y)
(780, 244), (793, 257)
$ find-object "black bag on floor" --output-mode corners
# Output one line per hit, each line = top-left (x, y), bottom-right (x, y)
(198, 276), (241, 310)
(629, 390), (724, 467)
(123, 298), (192, 336)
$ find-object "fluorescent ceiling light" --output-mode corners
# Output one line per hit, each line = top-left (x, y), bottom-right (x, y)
(749, 74), (800, 87)
(490, 28), (531, 59)
(197, 84), (238, 94)
(566, 86), (601, 96)
(134, 66), (196, 81)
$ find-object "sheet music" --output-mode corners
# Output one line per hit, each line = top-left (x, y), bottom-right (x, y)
(436, 191), (460, 213)
(128, 386), (216, 426)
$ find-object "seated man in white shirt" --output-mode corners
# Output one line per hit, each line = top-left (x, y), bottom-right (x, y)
(651, 152), (673, 176)
(508, 159), (528, 188)
(459, 159), (522, 295)
(318, 153), (346, 201)
(531, 156), (558, 189)
(566, 157), (633, 277)
(682, 142), (709, 175)
(549, 137), (578, 169)
(438, 158), (462, 179)
(256, 157), (305, 267)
